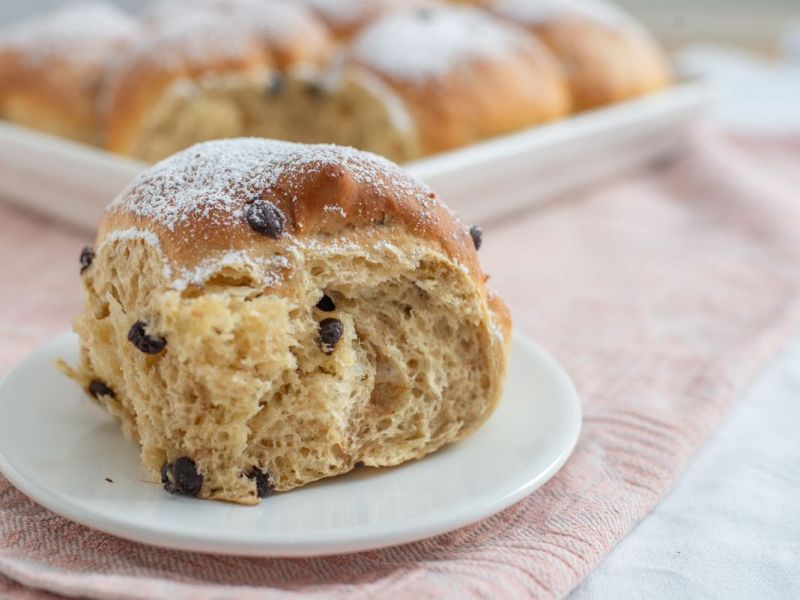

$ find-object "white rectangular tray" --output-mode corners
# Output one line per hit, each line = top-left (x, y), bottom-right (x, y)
(0, 81), (709, 232)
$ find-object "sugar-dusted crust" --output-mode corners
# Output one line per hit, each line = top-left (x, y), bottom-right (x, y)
(486, 0), (672, 109)
(342, 5), (570, 155)
(104, 0), (333, 155)
(0, 1), (140, 143)
(101, 138), (481, 286)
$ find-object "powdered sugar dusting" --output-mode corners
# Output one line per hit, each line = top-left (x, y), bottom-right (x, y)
(171, 251), (289, 291)
(103, 227), (172, 279)
(492, 0), (635, 30)
(108, 139), (470, 290)
(0, 1), (139, 67)
(489, 310), (506, 345)
(372, 240), (401, 254)
(105, 226), (161, 248)
(349, 6), (533, 81)
(102, 227), (290, 290)
(135, 0), (324, 71)
(292, 238), (362, 257)
(323, 205), (347, 218)
(110, 138), (435, 231)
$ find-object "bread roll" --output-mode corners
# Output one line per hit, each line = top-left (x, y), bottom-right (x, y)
(236, 65), (423, 163)
(252, 4), (569, 161)
(485, 0), (672, 109)
(64, 138), (511, 504)
(338, 5), (570, 156)
(0, 1), (139, 144)
(106, 3), (568, 164)
(104, 0), (333, 161)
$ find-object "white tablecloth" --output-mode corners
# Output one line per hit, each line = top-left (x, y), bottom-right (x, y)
(571, 338), (800, 598)
(572, 46), (800, 599)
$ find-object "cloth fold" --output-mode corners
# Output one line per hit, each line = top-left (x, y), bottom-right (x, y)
(1, 126), (799, 599)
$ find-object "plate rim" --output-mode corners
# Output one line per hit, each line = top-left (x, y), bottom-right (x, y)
(0, 331), (582, 557)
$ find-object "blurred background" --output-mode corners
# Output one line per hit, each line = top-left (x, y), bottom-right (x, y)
(3, 0), (800, 54)
(620, 0), (799, 54)
(0, 0), (798, 51)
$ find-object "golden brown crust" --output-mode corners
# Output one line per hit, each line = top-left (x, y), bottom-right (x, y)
(484, 0), (672, 109)
(343, 6), (570, 155)
(0, 87), (96, 143)
(100, 139), (482, 284)
(0, 3), (139, 144)
(534, 17), (672, 109)
(104, 3), (333, 155)
(359, 48), (568, 154)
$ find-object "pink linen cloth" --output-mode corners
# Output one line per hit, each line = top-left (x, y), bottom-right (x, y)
(1, 126), (799, 599)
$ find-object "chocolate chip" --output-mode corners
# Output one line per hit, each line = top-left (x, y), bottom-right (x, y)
(172, 457), (203, 494)
(246, 200), (285, 238)
(127, 320), (166, 354)
(304, 80), (327, 98)
(246, 467), (274, 498)
(354, 461), (365, 469)
(105, 477), (113, 483)
(88, 380), (114, 399)
(162, 457), (203, 496)
(316, 294), (336, 312)
(80, 246), (94, 274)
(266, 72), (284, 96)
(319, 318), (343, 353)
(469, 225), (482, 250)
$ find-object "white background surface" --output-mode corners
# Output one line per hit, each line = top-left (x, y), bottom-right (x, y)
(571, 47), (800, 599)
(571, 338), (800, 598)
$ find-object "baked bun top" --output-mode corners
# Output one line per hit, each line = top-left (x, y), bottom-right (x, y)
(138, 0), (332, 70)
(343, 5), (569, 153)
(347, 5), (541, 84)
(0, 1), (139, 134)
(101, 138), (482, 290)
(487, 0), (672, 108)
(105, 0), (333, 153)
(296, 0), (433, 39)
(0, 1), (137, 65)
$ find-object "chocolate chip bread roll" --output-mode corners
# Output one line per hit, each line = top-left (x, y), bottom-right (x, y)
(484, 0), (672, 109)
(0, 1), (139, 144)
(104, 0), (333, 162)
(64, 139), (511, 504)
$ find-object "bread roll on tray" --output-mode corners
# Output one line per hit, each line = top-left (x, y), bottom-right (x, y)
(485, 0), (672, 109)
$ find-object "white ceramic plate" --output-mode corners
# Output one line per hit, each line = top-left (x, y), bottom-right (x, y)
(0, 331), (581, 557)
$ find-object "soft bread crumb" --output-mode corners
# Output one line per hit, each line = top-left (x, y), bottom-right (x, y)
(69, 234), (508, 503)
